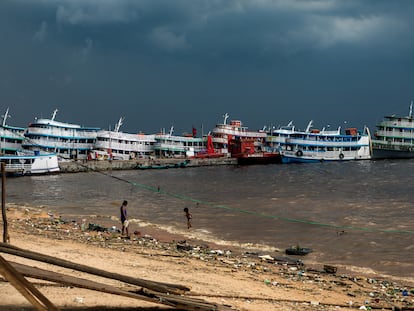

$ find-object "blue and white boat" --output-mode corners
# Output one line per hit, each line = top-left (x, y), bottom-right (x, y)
(268, 120), (372, 163)
(0, 151), (60, 176)
(22, 109), (100, 160)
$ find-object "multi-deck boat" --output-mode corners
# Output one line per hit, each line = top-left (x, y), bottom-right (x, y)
(154, 126), (206, 158)
(0, 108), (25, 155)
(0, 151), (60, 176)
(90, 117), (156, 160)
(23, 109), (100, 160)
(372, 102), (414, 159)
(210, 113), (267, 157)
(268, 120), (372, 163)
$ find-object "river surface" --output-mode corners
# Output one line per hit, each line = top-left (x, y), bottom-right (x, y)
(5, 159), (414, 283)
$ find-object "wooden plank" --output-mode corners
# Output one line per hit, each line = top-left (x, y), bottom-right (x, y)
(141, 288), (234, 311)
(10, 261), (175, 308)
(0, 255), (58, 311)
(11, 261), (228, 311)
(0, 242), (189, 294)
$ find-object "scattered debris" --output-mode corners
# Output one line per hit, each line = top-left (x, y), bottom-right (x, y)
(285, 245), (313, 256)
(3, 206), (414, 311)
(323, 265), (338, 274)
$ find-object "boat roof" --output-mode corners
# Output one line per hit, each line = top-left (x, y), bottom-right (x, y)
(0, 153), (57, 159)
(32, 118), (100, 130)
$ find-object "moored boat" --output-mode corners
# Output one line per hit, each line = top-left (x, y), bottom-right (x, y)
(229, 136), (281, 165)
(0, 108), (25, 155)
(0, 151), (60, 176)
(90, 117), (156, 160)
(270, 120), (372, 163)
(372, 102), (414, 159)
(210, 113), (267, 157)
(154, 127), (206, 158)
(23, 109), (100, 160)
(136, 159), (190, 169)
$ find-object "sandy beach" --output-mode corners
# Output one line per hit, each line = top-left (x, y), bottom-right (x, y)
(1, 204), (413, 311)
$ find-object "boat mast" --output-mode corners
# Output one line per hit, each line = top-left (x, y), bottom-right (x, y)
(409, 100), (413, 118)
(305, 120), (313, 132)
(114, 117), (124, 133)
(223, 113), (229, 125)
(51, 109), (58, 121)
(1, 108), (10, 127)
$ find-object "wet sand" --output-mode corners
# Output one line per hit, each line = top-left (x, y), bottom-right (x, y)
(1, 204), (413, 310)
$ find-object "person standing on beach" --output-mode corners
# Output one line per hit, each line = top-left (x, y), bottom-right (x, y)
(120, 200), (129, 236)
(184, 207), (192, 229)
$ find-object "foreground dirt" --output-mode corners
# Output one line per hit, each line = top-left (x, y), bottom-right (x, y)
(1, 204), (413, 310)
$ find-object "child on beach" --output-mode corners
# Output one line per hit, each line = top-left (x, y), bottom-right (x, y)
(183, 207), (192, 229)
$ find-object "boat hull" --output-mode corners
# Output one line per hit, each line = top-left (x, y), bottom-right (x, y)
(281, 156), (324, 164)
(0, 153), (60, 176)
(281, 150), (371, 163)
(236, 153), (281, 165)
(136, 160), (190, 170)
(372, 103), (414, 159)
(372, 148), (414, 159)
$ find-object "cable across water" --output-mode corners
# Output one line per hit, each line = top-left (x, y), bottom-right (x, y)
(94, 168), (414, 235)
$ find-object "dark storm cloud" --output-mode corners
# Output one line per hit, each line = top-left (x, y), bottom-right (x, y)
(1, 0), (413, 133)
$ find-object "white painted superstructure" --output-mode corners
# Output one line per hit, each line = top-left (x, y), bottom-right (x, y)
(266, 120), (372, 163)
(23, 109), (100, 160)
(0, 151), (59, 175)
(372, 102), (414, 159)
(154, 127), (206, 158)
(91, 117), (156, 160)
(210, 113), (266, 156)
(0, 108), (25, 154)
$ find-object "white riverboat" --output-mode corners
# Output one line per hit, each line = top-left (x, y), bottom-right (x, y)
(154, 127), (206, 158)
(0, 108), (25, 155)
(372, 102), (414, 159)
(267, 120), (372, 163)
(90, 117), (156, 160)
(22, 109), (100, 160)
(0, 151), (60, 176)
(210, 113), (267, 157)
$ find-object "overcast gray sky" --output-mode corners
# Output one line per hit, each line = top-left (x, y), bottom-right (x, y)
(1, 0), (413, 134)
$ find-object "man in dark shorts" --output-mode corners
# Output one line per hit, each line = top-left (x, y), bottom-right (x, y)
(120, 200), (129, 236)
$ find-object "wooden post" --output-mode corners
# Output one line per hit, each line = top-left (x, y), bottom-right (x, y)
(1, 162), (8, 243)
